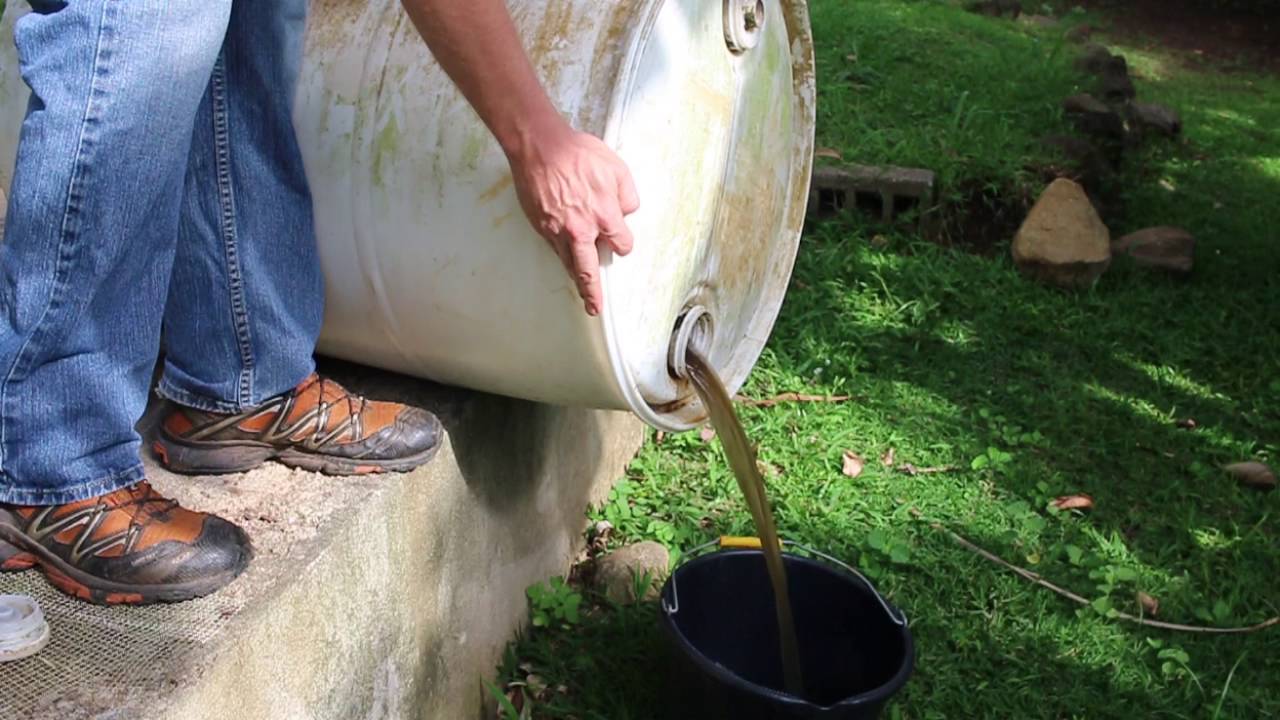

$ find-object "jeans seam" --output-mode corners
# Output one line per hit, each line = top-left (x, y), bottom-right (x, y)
(154, 376), (249, 415)
(0, 0), (116, 476)
(209, 53), (257, 409)
(0, 462), (145, 506)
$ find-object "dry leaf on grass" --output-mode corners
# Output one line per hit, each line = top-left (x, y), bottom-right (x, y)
(815, 147), (843, 160)
(1226, 461), (1276, 491)
(842, 451), (865, 478)
(880, 447), (896, 468)
(699, 426), (716, 443)
(1137, 591), (1160, 616)
(1052, 494), (1095, 511)
(1175, 418), (1197, 430)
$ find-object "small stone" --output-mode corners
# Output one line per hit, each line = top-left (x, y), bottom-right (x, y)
(1063, 93), (1125, 140)
(1128, 102), (1182, 137)
(1113, 226), (1195, 275)
(593, 541), (670, 604)
(1012, 178), (1112, 289)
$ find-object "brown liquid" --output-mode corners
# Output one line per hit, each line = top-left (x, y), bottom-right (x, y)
(686, 350), (805, 698)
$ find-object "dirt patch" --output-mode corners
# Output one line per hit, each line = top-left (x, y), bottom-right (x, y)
(1078, 0), (1280, 72)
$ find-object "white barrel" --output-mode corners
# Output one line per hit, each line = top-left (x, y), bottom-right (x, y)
(0, 0), (815, 431)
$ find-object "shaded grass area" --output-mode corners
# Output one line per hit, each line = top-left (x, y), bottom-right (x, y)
(497, 2), (1280, 718)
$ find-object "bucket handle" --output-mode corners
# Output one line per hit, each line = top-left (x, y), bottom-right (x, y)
(662, 538), (909, 628)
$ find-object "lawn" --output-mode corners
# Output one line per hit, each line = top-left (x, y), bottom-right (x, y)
(494, 1), (1280, 718)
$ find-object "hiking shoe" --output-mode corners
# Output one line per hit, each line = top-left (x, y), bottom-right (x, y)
(154, 374), (443, 475)
(0, 482), (252, 605)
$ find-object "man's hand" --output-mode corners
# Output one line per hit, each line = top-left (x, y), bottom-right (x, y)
(506, 122), (639, 316)
(400, 0), (640, 316)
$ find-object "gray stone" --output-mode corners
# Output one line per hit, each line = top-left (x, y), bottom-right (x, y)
(1, 364), (645, 720)
(1128, 102), (1183, 137)
(1113, 226), (1195, 275)
(1013, 178), (1112, 288)
(1063, 93), (1126, 140)
(593, 541), (670, 604)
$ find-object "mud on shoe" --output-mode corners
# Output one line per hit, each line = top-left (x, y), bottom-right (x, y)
(0, 482), (252, 605)
(154, 374), (443, 476)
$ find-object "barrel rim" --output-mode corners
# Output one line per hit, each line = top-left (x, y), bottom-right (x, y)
(599, 0), (817, 432)
(658, 549), (916, 710)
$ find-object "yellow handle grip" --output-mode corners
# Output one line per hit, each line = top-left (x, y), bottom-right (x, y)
(719, 536), (783, 550)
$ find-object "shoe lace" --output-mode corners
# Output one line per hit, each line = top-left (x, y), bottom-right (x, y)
(117, 483), (180, 526)
(314, 377), (368, 442)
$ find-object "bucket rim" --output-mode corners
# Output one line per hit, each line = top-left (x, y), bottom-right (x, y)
(658, 548), (915, 711)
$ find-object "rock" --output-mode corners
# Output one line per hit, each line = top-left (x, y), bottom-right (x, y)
(1064, 24), (1096, 43)
(1040, 135), (1113, 194)
(1063, 93), (1125, 140)
(1099, 66), (1137, 102)
(1113, 226), (1195, 275)
(1012, 178), (1112, 288)
(1018, 13), (1059, 29)
(593, 541), (670, 604)
(966, 0), (1021, 17)
(1076, 43), (1115, 74)
(1128, 102), (1182, 137)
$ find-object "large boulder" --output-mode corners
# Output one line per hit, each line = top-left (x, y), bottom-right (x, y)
(1012, 178), (1112, 288)
(1113, 226), (1195, 275)
(592, 541), (670, 604)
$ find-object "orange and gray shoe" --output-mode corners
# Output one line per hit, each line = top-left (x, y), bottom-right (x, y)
(154, 374), (443, 476)
(0, 482), (252, 605)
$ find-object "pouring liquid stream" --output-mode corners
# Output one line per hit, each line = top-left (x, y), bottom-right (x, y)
(685, 349), (805, 698)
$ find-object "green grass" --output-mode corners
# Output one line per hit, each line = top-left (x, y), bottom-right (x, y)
(496, 2), (1280, 718)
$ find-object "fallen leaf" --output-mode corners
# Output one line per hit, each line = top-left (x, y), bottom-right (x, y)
(655, 430), (666, 444)
(870, 234), (890, 249)
(880, 447), (896, 467)
(1052, 494), (1095, 511)
(1226, 461), (1276, 491)
(842, 451), (865, 478)
(844, 52), (857, 62)
(1174, 418), (1197, 430)
(1137, 591), (1160, 616)
(756, 459), (781, 477)
(699, 426), (716, 443)
(735, 392), (852, 407)
(815, 147), (843, 160)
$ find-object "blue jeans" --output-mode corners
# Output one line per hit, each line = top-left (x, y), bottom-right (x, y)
(0, 0), (323, 505)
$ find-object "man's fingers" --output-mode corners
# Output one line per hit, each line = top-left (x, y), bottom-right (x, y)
(616, 165), (640, 216)
(598, 208), (634, 256)
(568, 228), (604, 316)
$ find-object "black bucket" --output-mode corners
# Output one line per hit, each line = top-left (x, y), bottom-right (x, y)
(659, 543), (914, 719)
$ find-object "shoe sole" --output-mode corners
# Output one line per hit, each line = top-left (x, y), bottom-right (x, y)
(0, 522), (251, 606)
(152, 434), (441, 476)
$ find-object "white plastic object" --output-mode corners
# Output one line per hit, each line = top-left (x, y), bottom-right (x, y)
(0, 0), (816, 432)
(0, 594), (50, 663)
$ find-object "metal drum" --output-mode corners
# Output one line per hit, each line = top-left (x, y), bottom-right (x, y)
(0, 0), (816, 431)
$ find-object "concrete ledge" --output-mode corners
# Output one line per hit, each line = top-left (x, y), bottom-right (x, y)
(0, 362), (644, 720)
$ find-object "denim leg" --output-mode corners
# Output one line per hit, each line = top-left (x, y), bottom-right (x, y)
(0, 0), (233, 504)
(157, 0), (323, 414)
